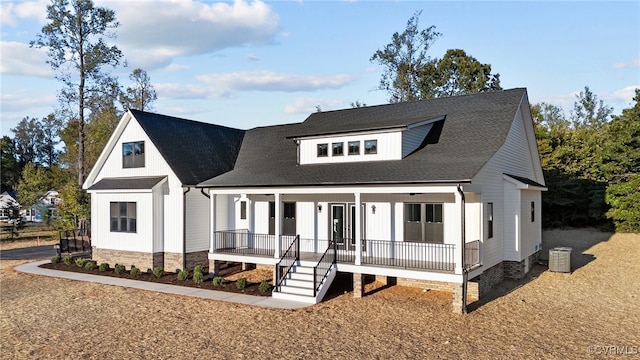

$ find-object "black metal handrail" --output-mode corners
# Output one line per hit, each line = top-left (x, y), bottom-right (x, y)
(313, 240), (337, 296)
(464, 239), (480, 269)
(214, 230), (275, 256)
(275, 235), (300, 292)
(362, 239), (455, 271)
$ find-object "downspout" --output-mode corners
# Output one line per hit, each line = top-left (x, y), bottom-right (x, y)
(457, 184), (467, 314)
(182, 187), (191, 271)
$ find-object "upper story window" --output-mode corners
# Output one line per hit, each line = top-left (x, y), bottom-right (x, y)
(348, 141), (360, 155)
(317, 143), (328, 157)
(332, 142), (343, 156)
(123, 141), (145, 168)
(364, 140), (377, 154)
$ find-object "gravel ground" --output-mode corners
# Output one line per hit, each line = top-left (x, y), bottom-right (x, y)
(1, 229), (639, 359)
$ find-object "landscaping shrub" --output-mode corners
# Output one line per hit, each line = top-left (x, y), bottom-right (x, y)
(152, 267), (164, 278)
(212, 276), (225, 287)
(62, 255), (73, 265)
(236, 277), (248, 289)
(50, 256), (60, 264)
(177, 269), (189, 281)
(130, 266), (141, 277)
(84, 261), (96, 271)
(114, 264), (126, 275)
(98, 263), (110, 272)
(258, 280), (272, 293)
(75, 258), (87, 268)
(192, 270), (204, 284)
(193, 264), (204, 274)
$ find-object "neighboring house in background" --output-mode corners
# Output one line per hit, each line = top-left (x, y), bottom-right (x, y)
(84, 88), (546, 312)
(82, 110), (245, 273)
(20, 190), (62, 222)
(0, 191), (20, 221)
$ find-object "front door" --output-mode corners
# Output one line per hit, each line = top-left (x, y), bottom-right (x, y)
(331, 203), (364, 251)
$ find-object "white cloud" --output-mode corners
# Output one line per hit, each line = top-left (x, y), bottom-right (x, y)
(247, 53), (260, 62)
(612, 56), (640, 69)
(154, 82), (231, 100)
(0, 41), (52, 77)
(603, 85), (639, 106)
(196, 71), (354, 92)
(101, 0), (280, 69)
(0, 1), (48, 26)
(163, 63), (190, 72)
(284, 96), (346, 114)
(0, 92), (56, 112)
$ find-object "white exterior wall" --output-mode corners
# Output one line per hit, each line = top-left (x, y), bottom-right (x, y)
(91, 117), (185, 254)
(152, 184), (166, 252)
(465, 193), (481, 243)
(520, 190), (542, 259)
(503, 180), (520, 261)
(185, 190), (210, 253)
(299, 131), (402, 164)
(91, 192), (154, 253)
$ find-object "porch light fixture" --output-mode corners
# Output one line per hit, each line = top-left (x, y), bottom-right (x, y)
(371, 205), (376, 214)
(317, 204), (322, 212)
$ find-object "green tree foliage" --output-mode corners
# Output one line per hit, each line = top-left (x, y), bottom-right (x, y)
(120, 68), (157, 111)
(16, 163), (54, 208)
(419, 49), (502, 99)
(370, 11), (441, 103)
(11, 117), (41, 167)
(55, 181), (90, 230)
(32, 0), (123, 187)
(1, 136), (20, 192)
(606, 174), (640, 233)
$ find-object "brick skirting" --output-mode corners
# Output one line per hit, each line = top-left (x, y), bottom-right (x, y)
(92, 248), (208, 273)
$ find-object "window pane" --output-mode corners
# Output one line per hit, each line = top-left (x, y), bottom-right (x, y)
(129, 218), (137, 232)
(240, 201), (247, 220)
(110, 202), (118, 217)
(348, 141), (360, 155)
(111, 217), (118, 231)
(284, 202), (295, 219)
(120, 218), (127, 231)
(134, 142), (144, 155)
(119, 202), (127, 216)
(127, 202), (136, 219)
(531, 202), (535, 222)
(434, 204), (443, 223)
(426, 204), (434, 222)
(269, 201), (275, 218)
(404, 203), (421, 222)
(332, 142), (343, 156)
(123, 143), (133, 156)
(317, 143), (328, 157)
(364, 140), (377, 154)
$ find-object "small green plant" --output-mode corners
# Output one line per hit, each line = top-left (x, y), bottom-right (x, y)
(98, 263), (110, 272)
(212, 276), (225, 287)
(75, 258), (87, 268)
(152, 267), (164, 278)
(192, 270), (204, 284)
(114, 264), (126, 275)
(236, 277), (248, 289)
(130, 266), (141, 277)
(193, 264), (204, 274)
(50, 256), (60, 264)
(84, 261), (96, 271)
(62, 255), (73, 265)
(177, 269), (189, 281)
(258, 280), (272, 293)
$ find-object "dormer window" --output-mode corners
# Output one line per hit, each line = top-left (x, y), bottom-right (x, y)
(364, 140), (377, 154)
(348, 141), (360, 155)
(332, 142), (343, 156)
(123, 141), (145, 168)
(317, 143), (328, 157)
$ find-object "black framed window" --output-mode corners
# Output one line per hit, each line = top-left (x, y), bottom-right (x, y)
(123, 141), (145, 168)
(317, 143), (328, 157)
(487, 203), (494, 239)
(283, 202), (296, 235)
(240, 201), (247, 220)
(404, 203), (443, 243)
(364, 140), (377, 154)
(110, 202), (136, 233)
(531, 201), (535, 222)
(332, 142), (343, 156)
(348, 141), (360, 155)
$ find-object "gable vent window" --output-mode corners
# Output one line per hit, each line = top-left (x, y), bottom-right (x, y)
(123, 141), (145, 168)
(348, 141), (360, 155)
(364, 140), (377, 154)
(332, 142), (343, 156)
(317, 143), (328, 157)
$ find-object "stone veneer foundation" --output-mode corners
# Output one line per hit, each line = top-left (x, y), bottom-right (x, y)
(92, 248), (209, 272)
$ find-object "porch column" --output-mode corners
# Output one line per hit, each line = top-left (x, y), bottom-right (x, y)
(355, 192), (362, 266)
(209, 193), (216, 253)
(274, 193), (281, 258)
(454, 190), (463, 275)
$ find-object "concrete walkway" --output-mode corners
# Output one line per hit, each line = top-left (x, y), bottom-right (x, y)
(16, 260), (310, 310)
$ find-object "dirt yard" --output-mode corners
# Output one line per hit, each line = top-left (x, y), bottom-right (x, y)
(1, 229), (638, 359)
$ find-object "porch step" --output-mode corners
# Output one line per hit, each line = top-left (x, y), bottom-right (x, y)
(273, 263), (337, 304)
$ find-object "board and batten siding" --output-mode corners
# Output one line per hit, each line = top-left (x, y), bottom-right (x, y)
(503, 180), (520, 261)
(520, 190), (541, 259)
(402, 123), (434, 158)
(185, 190), (210, 253)
(92, 116), (185, 254)
(299, 131), (402, 164)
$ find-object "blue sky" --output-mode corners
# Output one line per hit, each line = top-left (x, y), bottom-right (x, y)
(1, 0), (639, 136)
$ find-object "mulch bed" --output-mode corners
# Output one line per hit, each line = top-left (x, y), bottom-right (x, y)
(40, 261), (271, 296)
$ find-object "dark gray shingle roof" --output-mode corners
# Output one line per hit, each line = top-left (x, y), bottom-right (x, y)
(89, 176), (167, 190)
(199, 88), (528, 188)
(130, 110), (245, 185)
